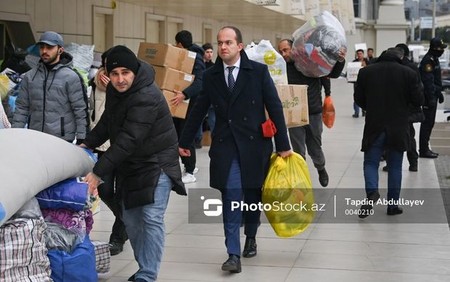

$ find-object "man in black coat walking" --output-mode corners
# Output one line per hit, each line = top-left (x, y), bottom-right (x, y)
(179, 26), (292, 274)
(354, 48), (423, 218)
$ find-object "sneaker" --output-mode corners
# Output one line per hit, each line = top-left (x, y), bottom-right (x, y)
(109, 241), (124, 256)
(183, 167), (199, 174)
(182, 173), (196, 184)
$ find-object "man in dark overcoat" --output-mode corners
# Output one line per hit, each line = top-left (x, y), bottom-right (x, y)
(354, 48), (423, 218)
(179, 26), (292, 273)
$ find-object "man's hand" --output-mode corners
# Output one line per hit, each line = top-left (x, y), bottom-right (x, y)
(171, 90), (186, 106)
(439, 92), (444, 104)
(99, 73), (110, 88)
(179, 147), (191, 157)
(337, 48), (347, 62)
(278, 150), (293, 158)
(84, 172), (103, 194)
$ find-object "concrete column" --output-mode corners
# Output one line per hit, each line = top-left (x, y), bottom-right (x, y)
(374, 0), (409, 54)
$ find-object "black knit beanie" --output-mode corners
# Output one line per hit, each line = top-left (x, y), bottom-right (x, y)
(105, 45), (139, 74)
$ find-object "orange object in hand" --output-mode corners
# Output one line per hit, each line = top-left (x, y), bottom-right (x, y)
(322, 96), (335, 129)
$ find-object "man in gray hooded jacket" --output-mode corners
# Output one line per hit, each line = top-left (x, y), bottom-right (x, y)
(12, 31), (87, 143)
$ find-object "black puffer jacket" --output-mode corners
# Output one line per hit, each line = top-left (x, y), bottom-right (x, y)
(84, 60), (186, 209)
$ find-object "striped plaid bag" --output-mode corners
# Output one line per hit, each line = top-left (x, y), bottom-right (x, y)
(0, 217), (52, 281)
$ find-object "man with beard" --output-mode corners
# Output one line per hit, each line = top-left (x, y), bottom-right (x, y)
(82, 45), (186, 282)
(418, 37), (447, 158)
(12, 31), (88, 143)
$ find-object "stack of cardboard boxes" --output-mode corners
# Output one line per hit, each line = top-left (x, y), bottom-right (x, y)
(138, 43), (196, 118)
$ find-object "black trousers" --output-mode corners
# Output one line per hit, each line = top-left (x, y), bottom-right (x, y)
(419, 101), (437, 154)
(96, 151), (128, 244)
(173, 117), (197, 174)
(407, 123), (418, 166)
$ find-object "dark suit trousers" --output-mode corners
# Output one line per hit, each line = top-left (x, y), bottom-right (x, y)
(222, 158), (261, 256)
(419, 101), (437, 153)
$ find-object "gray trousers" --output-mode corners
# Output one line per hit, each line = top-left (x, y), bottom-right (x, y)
(288, 113), (325, 171)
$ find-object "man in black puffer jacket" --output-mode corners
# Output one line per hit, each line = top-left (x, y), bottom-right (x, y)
(82, 45), (186, 282)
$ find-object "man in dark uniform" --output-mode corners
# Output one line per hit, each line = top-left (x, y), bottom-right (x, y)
(418, 37), (447, 158)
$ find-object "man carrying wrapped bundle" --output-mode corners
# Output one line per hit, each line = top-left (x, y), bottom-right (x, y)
(277, 11), (347, 187)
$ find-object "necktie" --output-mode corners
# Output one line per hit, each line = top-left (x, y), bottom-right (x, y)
(227, 66), (235, 92)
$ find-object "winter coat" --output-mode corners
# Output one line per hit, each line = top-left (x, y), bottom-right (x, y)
(83, 60), (186, 209)
(12, 52), (88, 142)
(179, 50), (291, 190)
(354, 52), (424, 152)
(89, 67), (110, 152)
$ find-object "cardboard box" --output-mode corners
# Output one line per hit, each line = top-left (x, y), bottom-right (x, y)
(201, 130), (212, 146)
(162, 90), (189, 119)
(346, 62), (362, 82)
(154, 66), (195, 92)
(275, 84), (309, 127)
(138, 43), (196, 73)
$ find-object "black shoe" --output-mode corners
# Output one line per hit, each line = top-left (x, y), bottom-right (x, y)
(419, 151), (438, 158)
(387, 206), (403, 215)
(429, 150), (439, 156)
(318, 169), (329, 187)
(352, 113), (359, 118)
(382, 165), (388, 172)
(358, 191), (380, 219)
(221, 255), (241, 273)
(409, 164), (418, 172)
(109, 241), (124, 256)
(242, 237), (257, 258)
(128, 273), (135, 281)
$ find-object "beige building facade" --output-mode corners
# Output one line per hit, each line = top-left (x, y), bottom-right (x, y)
(2, 0), (432, 64)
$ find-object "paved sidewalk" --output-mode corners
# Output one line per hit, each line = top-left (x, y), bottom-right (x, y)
(93, 78), (450, 282)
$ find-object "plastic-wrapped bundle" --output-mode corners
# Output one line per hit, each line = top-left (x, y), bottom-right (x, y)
(291, 11), (347, 78)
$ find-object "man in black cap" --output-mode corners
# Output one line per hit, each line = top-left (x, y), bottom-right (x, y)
(82, 45), (186, 282)
(12, 31), (88, 144)
(418, 37), (447, 158)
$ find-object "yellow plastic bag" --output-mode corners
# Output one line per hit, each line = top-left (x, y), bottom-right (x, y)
(0, 74), (10, 101)
(262, 152), (315, 237)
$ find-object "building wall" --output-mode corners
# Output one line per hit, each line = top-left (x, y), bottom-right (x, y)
(0, 0), (292, 56)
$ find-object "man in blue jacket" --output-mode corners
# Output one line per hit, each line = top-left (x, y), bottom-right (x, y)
(179, 26), (292, 274)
